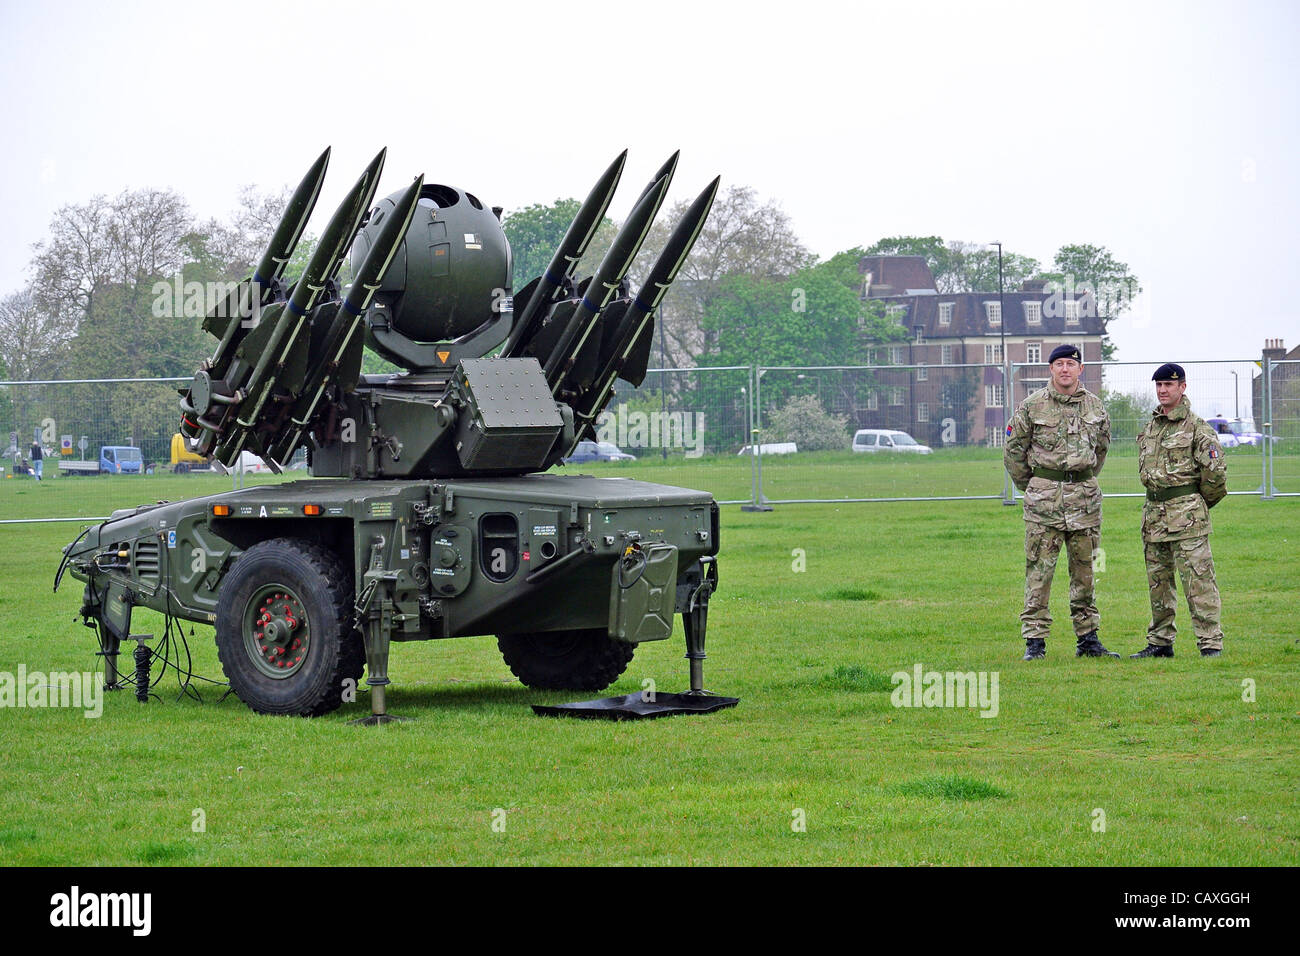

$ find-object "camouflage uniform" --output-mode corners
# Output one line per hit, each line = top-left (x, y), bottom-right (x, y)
(1004, 385), (1110, 644)
(1137, 396), (1227, 651)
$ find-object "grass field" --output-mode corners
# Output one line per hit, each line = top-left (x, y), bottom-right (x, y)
(0, 457), (1296, 866)
(2, 443), (1296, 520)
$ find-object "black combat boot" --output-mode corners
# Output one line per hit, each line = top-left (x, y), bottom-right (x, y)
(1023, 639), (1046, 661)
(1076, 631), (1120, 658)
(1200, 648), (1222, 657)
(1130, 643), (1174, 659)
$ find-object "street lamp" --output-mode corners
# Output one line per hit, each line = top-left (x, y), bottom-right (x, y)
(1230, 369), (1240, 420)
(991, 241), (1013, 505)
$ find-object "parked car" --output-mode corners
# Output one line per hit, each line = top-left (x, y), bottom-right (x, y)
(562, 441), (636, 464)
(851, 429), (933, 454)
(1212, 418), (1278, 449)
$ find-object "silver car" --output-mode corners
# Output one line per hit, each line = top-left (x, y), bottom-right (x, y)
(851, 429), (933, 454)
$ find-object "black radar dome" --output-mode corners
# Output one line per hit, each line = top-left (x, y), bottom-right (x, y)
(351, 183), (511, 369)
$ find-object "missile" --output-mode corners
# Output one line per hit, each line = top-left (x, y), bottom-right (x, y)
(632, 150), (679, 208)
(502, 150), (627, 358)
(214, 149), (388, 462)
(181, 147), (332, 442)
(543, 172), (671, 387)
(266, 175), (425, 463)
(575, 176), (719, 423)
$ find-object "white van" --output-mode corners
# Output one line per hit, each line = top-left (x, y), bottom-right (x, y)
(851, 429), (933, 454)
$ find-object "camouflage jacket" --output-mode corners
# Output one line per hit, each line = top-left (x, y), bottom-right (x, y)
(1138, 396), (1227, 542)
(1004, 385), (1110, 530)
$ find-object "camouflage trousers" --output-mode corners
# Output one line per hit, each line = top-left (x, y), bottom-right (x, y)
(1020, 524), (1100, 642)
(1145, 536), (1223, 650)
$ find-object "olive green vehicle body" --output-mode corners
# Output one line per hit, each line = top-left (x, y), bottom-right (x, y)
(71, 474), (717, 648)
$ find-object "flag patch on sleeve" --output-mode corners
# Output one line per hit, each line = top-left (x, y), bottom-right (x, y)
(1209, 448), (1220, 458)
(1006, 424), (1014, 437)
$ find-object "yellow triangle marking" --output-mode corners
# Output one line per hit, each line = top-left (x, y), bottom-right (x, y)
(437, 350), (450, 363)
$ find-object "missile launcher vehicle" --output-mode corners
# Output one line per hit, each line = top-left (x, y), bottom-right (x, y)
(57, 148), (726, 721)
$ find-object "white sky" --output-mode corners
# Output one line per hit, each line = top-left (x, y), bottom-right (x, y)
(1, 0), (1296, 418)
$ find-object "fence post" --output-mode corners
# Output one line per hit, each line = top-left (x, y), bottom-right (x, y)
(741, 365), (772, 512)
(1264, 358), (1279, 498)
(1002, 362), (1016, 505)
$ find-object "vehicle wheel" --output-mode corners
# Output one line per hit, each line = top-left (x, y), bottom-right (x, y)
(215, 539), (364, 716)
(497, 628), (634, 691)
(175, 463), (188, 475)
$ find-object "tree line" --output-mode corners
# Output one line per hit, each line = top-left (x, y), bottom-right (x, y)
(0, 176), (1141, 456)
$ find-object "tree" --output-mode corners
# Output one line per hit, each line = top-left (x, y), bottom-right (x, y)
(863, 236), (1039, 293)
(636, 185), (813, 368)
(1101, 386), (1153, 443)
(502, 199), (614, 295)
(765, 394), (850, 451)
(1039, 244), (1141, 360)
(200, 184), (295, 281)
(30, 188), (203, 379)
(0, 288), (75, 381)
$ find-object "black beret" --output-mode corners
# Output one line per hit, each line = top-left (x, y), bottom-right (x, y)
(1152, 363), (1186, 381)
(1049, 344), (1081, 363)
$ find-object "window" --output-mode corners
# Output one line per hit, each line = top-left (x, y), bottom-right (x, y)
(941, 344), (954, 365)
(915, 327), (925, 345)
(985, 384), (1005, 408)
(1064, 299), (1080, 323)
(985, 301), (1002, 325)
(1021, 378), (1048, 396)
(917, 403), (929, 422)
(984, 343), (1004, 365)
(867, 390), (879, 411)
(889, 388), (905, 406)
(1024, 302), (1042, 325)
(1025, 342), (1042, 364)
(889, 345), (905, 364)
(938, 302), (953, 325)
(988, 430), (1005, 449)
(887, 304), (906, 318)
(916, 362), (927, 381)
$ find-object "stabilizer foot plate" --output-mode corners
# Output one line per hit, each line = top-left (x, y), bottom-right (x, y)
(532, 691), (739, 720)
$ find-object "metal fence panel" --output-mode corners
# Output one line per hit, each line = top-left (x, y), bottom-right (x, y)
(1266, 359), (1299, 496)
(0, 360), (1292, 523)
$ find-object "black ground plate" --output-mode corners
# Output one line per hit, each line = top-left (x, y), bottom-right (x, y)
(532, 692), (740, 720)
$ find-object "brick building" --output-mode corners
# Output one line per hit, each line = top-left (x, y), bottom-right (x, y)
(856, 255), (1108, 446)
(1253, 338), (1299, 431)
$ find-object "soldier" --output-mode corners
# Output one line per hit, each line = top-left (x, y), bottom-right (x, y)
(1004, 344), (1117, 660)
(1130, 363), (1227, 658)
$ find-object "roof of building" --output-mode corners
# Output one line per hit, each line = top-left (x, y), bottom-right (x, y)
(859, 255), (936, 296)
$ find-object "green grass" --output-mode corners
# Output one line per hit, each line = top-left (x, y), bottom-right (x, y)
(4, 445), (1295, 523)
(0, 461), (1296, 865)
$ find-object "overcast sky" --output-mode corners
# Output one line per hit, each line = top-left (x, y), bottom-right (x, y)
(1, 0), (1295, 416)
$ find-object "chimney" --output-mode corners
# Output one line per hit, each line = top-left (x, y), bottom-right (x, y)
(1263, 338), (1286, 363)
(1021, 279), (1048, 293)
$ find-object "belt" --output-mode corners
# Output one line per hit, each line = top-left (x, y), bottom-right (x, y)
(1032, 466), (1094, 483)
(1146, 484), (1199, 502)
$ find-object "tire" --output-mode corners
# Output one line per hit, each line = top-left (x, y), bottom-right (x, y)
(497, 629), (634, 691)
(175, 463), (189, 475)
(215, 539), (364, 716)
